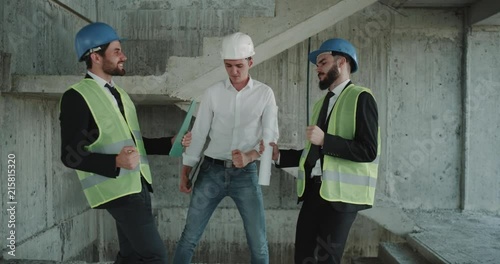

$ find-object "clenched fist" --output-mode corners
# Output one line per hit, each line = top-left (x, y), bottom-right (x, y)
(232, 149), (251, 168)
(116, 146), (139, 170)
(306, 125), (325, 146)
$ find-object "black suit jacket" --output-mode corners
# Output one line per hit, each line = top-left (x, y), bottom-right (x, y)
(59, 75), (172, 207)
(277, 87), (378, 212)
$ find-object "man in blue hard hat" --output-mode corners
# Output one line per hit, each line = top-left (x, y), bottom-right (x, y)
(267, 38), (380, 263)
(59, 22), (191, 264)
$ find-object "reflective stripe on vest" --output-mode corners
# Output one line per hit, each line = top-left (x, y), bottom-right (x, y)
(297, 84), (380, 205)
(65, 79), (152, 208)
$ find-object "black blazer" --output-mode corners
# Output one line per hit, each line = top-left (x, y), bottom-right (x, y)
(277, 87), (378, 212)
(59, 75), (173, 178)
(59, 75), (173, 209)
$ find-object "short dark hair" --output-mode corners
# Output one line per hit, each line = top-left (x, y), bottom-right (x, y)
(331, 51), (353, 72)
(84, 43), (110, 69)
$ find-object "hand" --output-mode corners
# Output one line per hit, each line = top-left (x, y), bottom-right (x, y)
(179, 166), (192, 193)
(306, 125), (325, 146)
(232, 149), (251, 168)
(259, 139), (265, 154)
(260, 140), (280, 161)
(116, 146), (139, 170)
(269, 142), (280, 161)
(182, 131), (192, 147)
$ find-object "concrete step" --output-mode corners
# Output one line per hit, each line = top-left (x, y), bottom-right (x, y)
(406, 234), (447, 264)
(378, 242), (432, 264)
(165, 7), (316, 88)
(351, 256), (385, 264)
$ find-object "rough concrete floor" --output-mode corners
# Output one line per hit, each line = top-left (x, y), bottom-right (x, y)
(1, 262), (214, 264)
(1, 261), (217, 264)
(3, 210), (499, 264)
(404, 209), (500, 264)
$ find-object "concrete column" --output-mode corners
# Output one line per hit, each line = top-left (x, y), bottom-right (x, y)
(0, 1), (4, 51)
(1, 52), (11, 92)
(463, 26), (500, 213)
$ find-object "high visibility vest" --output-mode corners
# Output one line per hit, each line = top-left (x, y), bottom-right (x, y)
(297, 84), (380, 205)
(62, 79), (152, 208)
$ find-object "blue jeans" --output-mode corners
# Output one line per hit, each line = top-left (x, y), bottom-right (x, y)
(173, 160), (269, 264)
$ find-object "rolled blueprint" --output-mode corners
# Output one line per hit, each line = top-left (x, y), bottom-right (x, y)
(258, 104), (278, 186)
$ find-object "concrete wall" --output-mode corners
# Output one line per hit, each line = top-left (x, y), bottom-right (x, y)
(2, 0), (86, 75)
(0, 96), (99, 261)
(464, 26), (500, 212)
(384, 8), (464, 209)
(1, 0), (274, 75)
(0, 1), (5, 52)
(0, 96), (187, 261)
(254, 6), (464, 211)
(2, 0), (500, 263)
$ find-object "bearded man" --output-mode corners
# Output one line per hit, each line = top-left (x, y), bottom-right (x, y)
(59, 22), (191, 264)
(268, 38), (380, 264)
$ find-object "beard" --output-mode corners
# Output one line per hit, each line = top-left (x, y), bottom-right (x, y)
(103, 59), (126, 76)
(318, 65), (339, 90)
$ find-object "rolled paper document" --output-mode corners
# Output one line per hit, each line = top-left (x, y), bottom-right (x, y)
(259, 104), (278, 186)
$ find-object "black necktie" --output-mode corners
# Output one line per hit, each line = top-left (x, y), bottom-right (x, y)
(306, 91), (334, 167)
(105, 83), (136, 146)
(105, 83), (125, 117)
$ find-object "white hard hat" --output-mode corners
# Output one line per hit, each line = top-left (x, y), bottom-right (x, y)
(220, 32), (255, 60)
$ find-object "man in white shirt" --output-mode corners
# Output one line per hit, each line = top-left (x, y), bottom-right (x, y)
(173, 32), (279, 264)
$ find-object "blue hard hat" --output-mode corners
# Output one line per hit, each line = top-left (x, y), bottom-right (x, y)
(308, 38), (358, 73)
(74, 22), (124, 61)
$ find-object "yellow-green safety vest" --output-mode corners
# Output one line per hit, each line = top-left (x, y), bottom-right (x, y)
(62, 79), (152, 208)
(297, 84), (380, 205)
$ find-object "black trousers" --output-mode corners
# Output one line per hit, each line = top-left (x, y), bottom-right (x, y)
(294, 178), (358, 264)
(106, 179), (168, 264)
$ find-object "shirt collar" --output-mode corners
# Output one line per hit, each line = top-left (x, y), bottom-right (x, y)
(87, 71), (115, 88)
(330, 79), (351, 95)
(224, 76), (254, 91)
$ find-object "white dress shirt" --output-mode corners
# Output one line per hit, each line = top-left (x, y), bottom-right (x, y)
(310, 79), (351, 176)
(183, 77), (279, 167)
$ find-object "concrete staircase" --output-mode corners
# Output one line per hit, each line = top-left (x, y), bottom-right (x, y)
(165, 0), (377, 101)
(2, 0), (377, 105)
(2, 241), (438, 264)
(5, 209), (478, 264)
(351, 241), (437, 264)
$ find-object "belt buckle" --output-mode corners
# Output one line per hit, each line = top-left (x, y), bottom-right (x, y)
(224, 160), (233, 168)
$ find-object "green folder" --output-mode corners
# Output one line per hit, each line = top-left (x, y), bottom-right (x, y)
(169, 100), (196, 157)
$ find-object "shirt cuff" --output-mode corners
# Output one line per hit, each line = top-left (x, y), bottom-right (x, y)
(182, 153), (200, 167)
(253, 143), (261, 153)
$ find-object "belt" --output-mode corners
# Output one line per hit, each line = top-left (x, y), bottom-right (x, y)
(204, 156), (235, 168)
